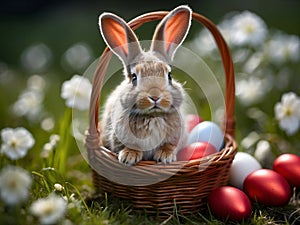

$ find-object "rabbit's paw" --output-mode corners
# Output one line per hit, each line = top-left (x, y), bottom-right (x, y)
(118, 148), (143, 166)
(154, 144), (176, 164)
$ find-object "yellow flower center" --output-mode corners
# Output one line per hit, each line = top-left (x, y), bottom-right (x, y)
(10, 139), (18, 148)
(285, 107), (292, 116)
(43, 204), (55, 216)
(8, 179), (18, 189)
(244, 24), (254, 34)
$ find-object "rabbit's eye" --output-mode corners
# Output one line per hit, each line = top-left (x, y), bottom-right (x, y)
(131, 73), (137, 86)
(168, 72), (172, 84)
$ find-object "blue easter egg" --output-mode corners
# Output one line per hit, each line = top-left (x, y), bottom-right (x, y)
(187, 121), (224, 150)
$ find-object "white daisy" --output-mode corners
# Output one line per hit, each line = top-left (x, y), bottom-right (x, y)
(64, 193), (82, 211)
(266, 33), (300, 64)
(50, 134), (60, 147)
(243, 52), (264, 73)
(218, 19), (235, 47)
(231, 11), (267, 46)
(12, 89), (44, 122)
(188, 29), (216, 57)
(40, 142), (53, 158)
(27, 75), (46, 92)
(62, 42), (93, 71)
(0, 166), (32, 205)
(1, 127), (35, 160)
(275, 92), (300, 135)
(254, 140), (275, 167)
(54, 183), (64, 192)
(30, 194), (67, 225)
(40, 117), (55, 132)
(236, 76), (270, 105)
(61, 75), (92, 111)
(240, 131), (260, 149)
(21, 43), (52, 73)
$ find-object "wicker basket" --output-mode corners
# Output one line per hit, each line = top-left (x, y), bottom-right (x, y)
(85, 10), (237, 215)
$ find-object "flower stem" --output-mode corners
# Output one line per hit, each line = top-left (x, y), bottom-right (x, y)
(54, 108), (73, 175)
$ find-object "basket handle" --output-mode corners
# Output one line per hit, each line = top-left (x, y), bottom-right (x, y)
(86, 11), (235, 150)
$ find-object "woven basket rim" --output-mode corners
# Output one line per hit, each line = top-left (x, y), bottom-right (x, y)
(88, 134), (236, 167)
(88, 134), (237, 188)
(85, 9), (236, 166)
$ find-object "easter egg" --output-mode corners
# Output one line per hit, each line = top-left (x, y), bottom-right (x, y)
(177, 142), (217, 161)
(208, 186), (252, 221)
(187, 121), (223, 150)
(273, 154), (300, 188)
(229, 152), (262, 189)
(244, 169), (291, 206)
(185, 114), (203, 133)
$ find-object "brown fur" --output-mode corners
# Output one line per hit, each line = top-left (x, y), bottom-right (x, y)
(99, 6), (192, 165)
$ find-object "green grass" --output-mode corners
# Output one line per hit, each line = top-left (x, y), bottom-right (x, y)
(1, 128), (299, 225)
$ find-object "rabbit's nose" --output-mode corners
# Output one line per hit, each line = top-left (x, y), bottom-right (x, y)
(148, 88), (161, 100)
(148, 96), (161, 102)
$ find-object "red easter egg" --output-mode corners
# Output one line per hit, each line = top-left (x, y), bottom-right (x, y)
(185, 114), (203, 133)
(244, 169), (291, 206)
(208, 186), (252, 221)
(273, 153), (300, 188)
(177, 142), (217, 161)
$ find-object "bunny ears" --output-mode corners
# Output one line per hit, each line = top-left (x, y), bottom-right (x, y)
(99, 5), (192, 65)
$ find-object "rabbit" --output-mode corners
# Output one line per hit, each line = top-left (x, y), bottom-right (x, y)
(98, 5), (192, 166)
